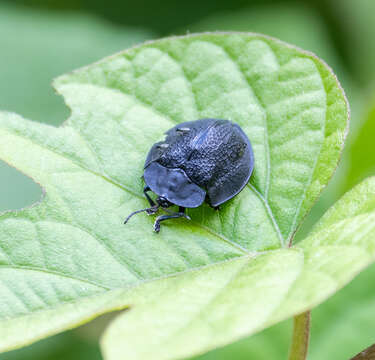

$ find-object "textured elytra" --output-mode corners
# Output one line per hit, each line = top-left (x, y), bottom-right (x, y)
(144, 118), (254, 208)
(0, 33), (353, 357)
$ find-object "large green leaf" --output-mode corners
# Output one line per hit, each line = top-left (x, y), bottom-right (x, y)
(0, 32), (351, 358)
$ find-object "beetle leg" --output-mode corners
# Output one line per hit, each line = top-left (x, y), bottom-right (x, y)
(179, 206), (186, 213)
(178, 207), (191, 220)
(143, 185), (156, 207)
(153, 211), (191, 233)
(143, 186), (159, 215)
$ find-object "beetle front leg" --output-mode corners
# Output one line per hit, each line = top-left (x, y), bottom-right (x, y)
(143, 185), (159, 215)
(153, 208), (191, 233)
(143, 185), (155, 207)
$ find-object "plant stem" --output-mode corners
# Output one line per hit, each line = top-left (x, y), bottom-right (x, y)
(288, 311), (311, 360)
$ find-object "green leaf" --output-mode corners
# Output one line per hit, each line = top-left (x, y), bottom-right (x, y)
(0, 32), (349, 357)
(0, 3), (154, 212)
(101, 177), (375, 360)
(344, 103), (375, 190)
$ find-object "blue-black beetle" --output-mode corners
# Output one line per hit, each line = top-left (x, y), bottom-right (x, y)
(125, 118), (254, 232)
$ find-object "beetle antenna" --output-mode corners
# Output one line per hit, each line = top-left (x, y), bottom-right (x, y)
(124, 205), (159, 224)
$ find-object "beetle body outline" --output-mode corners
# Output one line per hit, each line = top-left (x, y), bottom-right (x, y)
(125, 118), (254, 232)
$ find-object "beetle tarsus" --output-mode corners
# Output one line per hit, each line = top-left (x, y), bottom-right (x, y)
(153, 211), (191, 233)
(153, 221), (161, 233)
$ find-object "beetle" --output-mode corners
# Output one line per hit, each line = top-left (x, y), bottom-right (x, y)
(124, 118), (254, 232)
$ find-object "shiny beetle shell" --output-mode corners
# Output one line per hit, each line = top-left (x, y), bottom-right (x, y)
(144, 118), (254, 208)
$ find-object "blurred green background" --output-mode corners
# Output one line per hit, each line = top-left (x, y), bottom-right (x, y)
(1, 0), (375, 359)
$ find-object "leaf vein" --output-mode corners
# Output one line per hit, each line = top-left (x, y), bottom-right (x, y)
(0, 265), (109, 290)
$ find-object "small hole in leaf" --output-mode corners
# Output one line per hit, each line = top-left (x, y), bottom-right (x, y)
(0, 160), (43, 212)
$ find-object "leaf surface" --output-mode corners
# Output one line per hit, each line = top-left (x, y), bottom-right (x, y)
(101, 178), (375, 360)
(0, 33), (350, 357)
